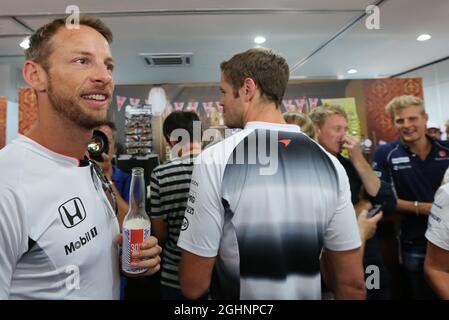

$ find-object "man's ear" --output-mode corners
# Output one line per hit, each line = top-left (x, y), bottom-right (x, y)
(313, 124), (321, 139)
(23, 61), (48, 92)
(242, 77), (257, 102)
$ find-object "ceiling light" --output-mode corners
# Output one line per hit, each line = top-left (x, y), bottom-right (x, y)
(254, 36), (266, 44)
(347, 69), (358, 74)
(290, 75), (307, 80)
(19, 36), (30, 49)
(417, 34), (431, 41)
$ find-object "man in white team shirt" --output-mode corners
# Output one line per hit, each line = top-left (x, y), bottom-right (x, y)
(424, 173), (449, 299)
(177, 48), (366, 300)
(0, 16), (161, 299)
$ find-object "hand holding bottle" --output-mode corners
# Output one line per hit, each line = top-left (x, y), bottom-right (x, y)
(116, 234), (161, 276)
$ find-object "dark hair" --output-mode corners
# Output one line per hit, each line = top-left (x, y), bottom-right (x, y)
(163, 111), (201, 145)
(103, 120), (116, 132)
(220, 48), (289, 108)
(25, 16), (113, 71)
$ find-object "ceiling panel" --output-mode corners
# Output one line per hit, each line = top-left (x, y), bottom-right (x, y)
(1, 0), (375, 16)
(16, 10), (359, 84)
(1, 0), (448, 85)
(291, 0), (449, 79)
(0, 18), (30, 35)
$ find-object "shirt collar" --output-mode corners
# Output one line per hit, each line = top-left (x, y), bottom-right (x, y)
(244, 121), (301, 133)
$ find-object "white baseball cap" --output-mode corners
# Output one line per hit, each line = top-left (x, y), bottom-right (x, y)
(427, 121), (441, 130)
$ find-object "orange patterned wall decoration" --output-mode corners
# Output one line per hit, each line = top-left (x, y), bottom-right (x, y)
(0, 96), (6, 149)
(19, 88), (38, 134)
(363, 78), (423, 144)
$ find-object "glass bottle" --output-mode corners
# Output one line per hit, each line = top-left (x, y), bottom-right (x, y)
(121, 167), (151, 275)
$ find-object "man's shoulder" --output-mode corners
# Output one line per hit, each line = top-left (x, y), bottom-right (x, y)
(154, 156), (193, 172)
(434, 139), (449, 150)
(197, 128), (253, 162)
(112, 165), (127, 175)
(374, 141), (401, 157)
(112, 165), (130, 182)
(0, 143), (28, 185)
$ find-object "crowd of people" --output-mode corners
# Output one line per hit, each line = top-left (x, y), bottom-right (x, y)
(1, 15), (449, 300)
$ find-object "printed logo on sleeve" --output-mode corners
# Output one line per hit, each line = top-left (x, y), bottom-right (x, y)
(186, 205), (195, 215)
(181, 217), (189, 231)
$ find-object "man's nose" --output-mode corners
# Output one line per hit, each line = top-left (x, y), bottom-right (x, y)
(90, 64), (113, 85)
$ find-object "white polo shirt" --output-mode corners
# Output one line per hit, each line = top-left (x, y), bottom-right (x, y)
(426, 182), (449, 251)
(0, 135), (120, 299)
(178, 122), (361, 300)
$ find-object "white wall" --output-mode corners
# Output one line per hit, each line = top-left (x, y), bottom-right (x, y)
(399, 58), (449, 134)
(0, 64), (23, 102)
(1, 64), (22, 145)
(6, 101), (18, 144)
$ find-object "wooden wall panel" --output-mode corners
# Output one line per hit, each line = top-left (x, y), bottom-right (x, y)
(19, 88), (38, 134)
(0, 96), (6, 149)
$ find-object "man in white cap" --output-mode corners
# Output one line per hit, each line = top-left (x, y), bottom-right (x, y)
(427, 122), (442, 141)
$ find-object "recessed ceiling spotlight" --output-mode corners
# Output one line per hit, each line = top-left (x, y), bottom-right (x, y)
(254, 36), (266, 44)
(417, 34), (431, 41)
(19, 36), (30, 49)
(347, 69), (358, 74)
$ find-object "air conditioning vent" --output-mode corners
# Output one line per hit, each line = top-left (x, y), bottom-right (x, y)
(140, 53), (193, 67)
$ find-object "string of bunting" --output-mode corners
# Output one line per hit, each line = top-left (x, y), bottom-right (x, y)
(115, 95), (322, 114)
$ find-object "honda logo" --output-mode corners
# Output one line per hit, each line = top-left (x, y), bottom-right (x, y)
(58, 197), (87, 228)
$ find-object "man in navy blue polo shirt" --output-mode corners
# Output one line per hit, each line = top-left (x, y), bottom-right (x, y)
(372, 95), (449, 299)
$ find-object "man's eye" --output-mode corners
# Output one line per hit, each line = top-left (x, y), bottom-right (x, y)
(76, 58), (87, 64)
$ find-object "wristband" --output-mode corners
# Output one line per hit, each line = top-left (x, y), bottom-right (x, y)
(414, 201), (419, 216)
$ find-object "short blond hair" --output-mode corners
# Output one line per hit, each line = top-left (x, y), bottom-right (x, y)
(385, 95), (425, 120)
(283, 111), (315, 138)
(309, 105), (347, 128)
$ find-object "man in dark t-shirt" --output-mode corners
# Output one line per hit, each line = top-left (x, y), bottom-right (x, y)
(311, 105), (396, 300)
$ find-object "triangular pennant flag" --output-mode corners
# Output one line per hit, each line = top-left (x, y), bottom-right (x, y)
(116, 96), (127, 112)
(186, 101), (199, 112)
(309, 98), (319, 110)
(294, 99), (306, 113)
(283, 99), (295, 112)
(129, 98), (140, 106)
(303, 98), (311, 113)
(174, 102), (184, 111)
(202, 101), (213, 113)
(215, 101), (223, 113)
